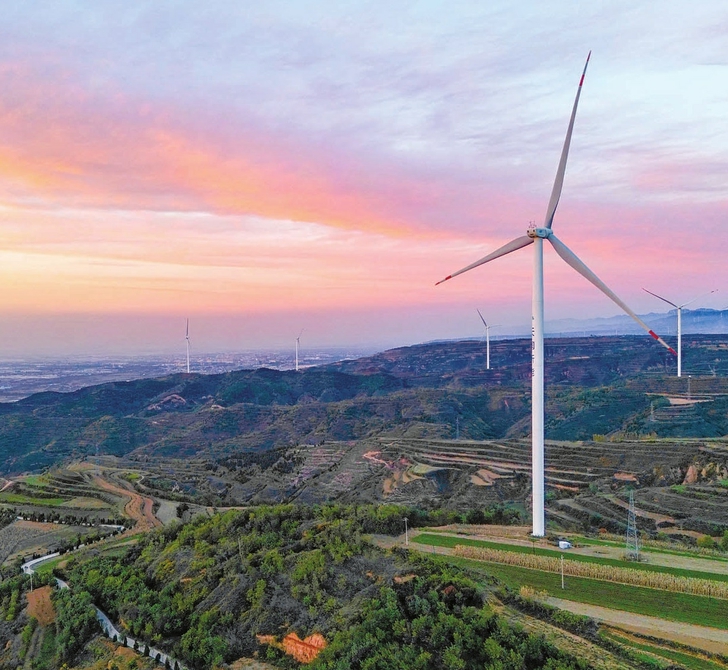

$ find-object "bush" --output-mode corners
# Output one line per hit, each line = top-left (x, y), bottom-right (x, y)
(697, 535), (716, 549)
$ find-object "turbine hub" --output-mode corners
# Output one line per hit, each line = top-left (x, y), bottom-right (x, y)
(527, 227), (552, 239)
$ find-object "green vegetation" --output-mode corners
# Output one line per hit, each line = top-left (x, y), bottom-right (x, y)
(56, 504), (589, 669)
(32, 555), (66, 575)
(52, 588), (100, 664)
(0, 492), (66, 506)
(32, 627), (58, 670)
(600, 630), (727, 670)
(413, 533), (728, 583)
(311, 576), (588, 670)
(433, 554), (728, 629)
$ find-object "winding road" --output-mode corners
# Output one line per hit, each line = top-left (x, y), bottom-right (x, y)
(22, 552), (185, 669)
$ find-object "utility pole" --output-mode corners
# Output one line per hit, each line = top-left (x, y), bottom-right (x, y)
(404, 517), (409, 547)
(560, 555), (564, 589)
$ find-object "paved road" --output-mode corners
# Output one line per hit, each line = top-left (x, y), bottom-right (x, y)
(22, 552), (184, 669)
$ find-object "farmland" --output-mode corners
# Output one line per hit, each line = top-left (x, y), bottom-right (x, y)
(0, 334), (725, 668)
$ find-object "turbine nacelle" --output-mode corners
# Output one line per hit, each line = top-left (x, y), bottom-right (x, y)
(435, 53), (674, 537)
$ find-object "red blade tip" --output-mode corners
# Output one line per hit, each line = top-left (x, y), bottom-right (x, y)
(435, 276), (452, 286)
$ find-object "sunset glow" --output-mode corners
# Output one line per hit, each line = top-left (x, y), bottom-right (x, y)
(0, 2), (726, 356)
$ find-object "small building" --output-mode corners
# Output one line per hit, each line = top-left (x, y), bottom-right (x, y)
(558, 540), (572, 550)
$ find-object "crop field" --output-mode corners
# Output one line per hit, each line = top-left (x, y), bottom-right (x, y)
(413, 533), (728, 583)
(432, 554), (728, 629)
(453, 545), (728, 598)
(0, 520), (89, 565)
(0, 492), (66, 506)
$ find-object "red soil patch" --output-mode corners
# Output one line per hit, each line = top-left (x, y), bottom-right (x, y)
(257, 632), (327, 663)
(26, 586), (55, 625)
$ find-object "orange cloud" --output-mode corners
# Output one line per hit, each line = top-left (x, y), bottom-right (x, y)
(0, 59), (496, 240)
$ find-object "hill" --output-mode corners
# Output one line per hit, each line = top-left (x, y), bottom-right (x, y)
(0, 335), (725, 539)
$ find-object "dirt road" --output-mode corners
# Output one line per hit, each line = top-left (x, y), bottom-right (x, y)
(91, 474), (162, 532)
(374, 531), (728, 655)
(545, 597), (728, 655)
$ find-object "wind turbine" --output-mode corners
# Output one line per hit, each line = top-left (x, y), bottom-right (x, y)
(642, 288), (717, 377)
(436, 53), (675, 537)
(476, 309), (499, 370)
(185, 319), (190, 374)
(295, 329), (304, 372)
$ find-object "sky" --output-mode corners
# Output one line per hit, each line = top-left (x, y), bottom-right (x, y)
(0, 0), (727, 357)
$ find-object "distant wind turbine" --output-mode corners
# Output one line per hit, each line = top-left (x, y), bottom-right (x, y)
(185, 319), (190, 374)
(437, 53), (675, 537)
(642, 288), (717, 377)
(476, 310), (499, 370)
(295, 329), (304, 372)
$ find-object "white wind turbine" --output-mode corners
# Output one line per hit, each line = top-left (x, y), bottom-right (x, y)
(295, 329), (304, 372)
(476, 309), (499, 370)
(437, 53), (675, 537)
(185, 319), (190, 374)
(642, 288), (717, 377)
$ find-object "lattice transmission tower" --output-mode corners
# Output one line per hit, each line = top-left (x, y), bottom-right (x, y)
(625, 490), (640, 561)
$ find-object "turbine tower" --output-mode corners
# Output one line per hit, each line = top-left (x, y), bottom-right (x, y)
(642, 289), (717, 377)
(295, 329), (304, 372)
(185, 319), (190, 374)
(437, 53), (675, 537)
(476, 309), (499, 370)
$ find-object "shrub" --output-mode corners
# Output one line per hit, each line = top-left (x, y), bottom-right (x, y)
(697, 535), (716, 549)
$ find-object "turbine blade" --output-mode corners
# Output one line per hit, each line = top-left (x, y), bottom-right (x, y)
(436, 236), (533, 285)
(681, 288), (718, 308)
(186, 318), (189, 338)
(642, 288), (677, 309)
(476, 309), (488, 329)
(549, 235), (676, 355)
(544, 51), (591, 230)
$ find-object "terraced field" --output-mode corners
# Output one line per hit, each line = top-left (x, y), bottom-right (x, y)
(90, 431), (728, 541)
(0, 519), (89, 564)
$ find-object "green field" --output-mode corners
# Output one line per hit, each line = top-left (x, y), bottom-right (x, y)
(0, 492), (66, 506)
(428, 553), (728, 630)
(571, 535), (728, 563)
(32, 556), (65, 575)
(600, 630), (727, 670)
(413, 533), (728, 583)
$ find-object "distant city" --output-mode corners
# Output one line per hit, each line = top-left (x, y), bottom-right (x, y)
(0, 307), (725, 403)
(0, 347), (378, 403)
